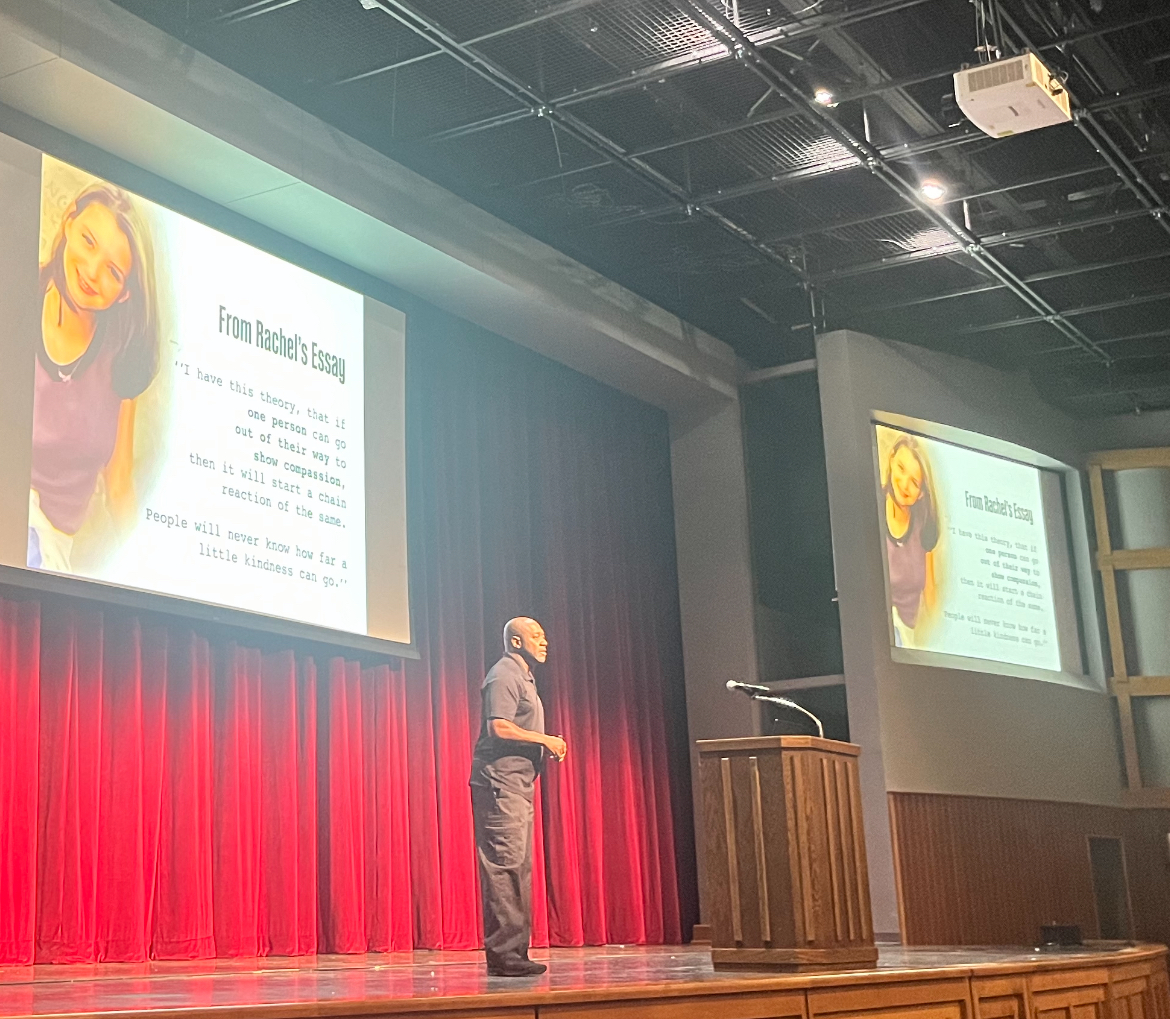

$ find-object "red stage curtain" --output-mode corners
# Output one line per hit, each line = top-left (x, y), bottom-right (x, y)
(0, 599), (39, 964)
(0, 310), (696, 963)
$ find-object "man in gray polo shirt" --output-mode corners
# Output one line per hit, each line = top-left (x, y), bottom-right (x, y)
(470, 616), (567, 977)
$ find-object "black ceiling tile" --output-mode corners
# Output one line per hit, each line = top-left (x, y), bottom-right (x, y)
(649, 58), (790, 124)
(1031, 256), (1170, 313)
(400, 0), (565, 43)
(423, 116), (601, 190)
(504, 162), (678, 233)
(868, 287), (1034, 334)
(171, 0), (436, 91)
(639, 143), (758, 195)
(823, 256), (991, 311)
(768, 169), (910, 229)
(466, 0), (730, 102)
(894, 323), (1054, 374)
(843, 0), (974, 82)
(1027, 213), (1168, 266)
(962, 163), (1118, 220)
(705, 188), (825, 243)
(562, 88), (698, 153)
(958, 325), (1064, 367)
(712, 116), (857, 184)
(1093, 332), (1170, 366)
(473, 23), (623, 99)
(1071, 295), (1170, 342)
(986, 243), (1074, 280)
(567, 58), (800, 158)
(802, 211), (963, 275)
(964, 125), (1101, 189)
(577, 0), (728, 73)
(322, 54), (525, 142)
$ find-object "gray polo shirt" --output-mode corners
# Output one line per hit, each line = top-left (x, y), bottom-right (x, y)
(470, 654), (545, 792)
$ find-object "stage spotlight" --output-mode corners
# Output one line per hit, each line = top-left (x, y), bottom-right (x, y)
(813, 88), (836, 107)
(920, 179), (947, 202)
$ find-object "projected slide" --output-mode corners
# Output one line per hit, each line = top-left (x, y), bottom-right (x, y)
(875, 423), (1060, 672)
(27, 156), (371, 636)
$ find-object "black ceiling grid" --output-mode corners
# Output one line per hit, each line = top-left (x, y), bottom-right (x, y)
(110, 0), (1170, 415)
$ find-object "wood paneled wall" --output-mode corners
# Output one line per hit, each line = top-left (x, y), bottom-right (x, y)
(889, 793), (1170, 946)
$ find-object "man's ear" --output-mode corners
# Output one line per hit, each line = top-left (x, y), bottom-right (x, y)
(511, 635), (522, 649)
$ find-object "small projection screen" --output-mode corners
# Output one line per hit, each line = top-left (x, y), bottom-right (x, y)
(872, 414), (1088, 682)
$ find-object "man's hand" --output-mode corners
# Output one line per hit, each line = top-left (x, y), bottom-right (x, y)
(490, 718), (566, 762)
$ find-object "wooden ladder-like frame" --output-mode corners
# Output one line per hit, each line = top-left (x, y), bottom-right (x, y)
(1086, 447), (1170, 806)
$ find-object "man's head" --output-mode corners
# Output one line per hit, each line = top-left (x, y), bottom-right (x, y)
(503, 616), (548, 665)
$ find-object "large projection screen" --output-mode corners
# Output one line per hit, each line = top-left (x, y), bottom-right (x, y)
(872, 412), (1090, 685)
(0, 129), (411, 655)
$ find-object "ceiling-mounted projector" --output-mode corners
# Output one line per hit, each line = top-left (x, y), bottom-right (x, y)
(954, 53), (1071, 138)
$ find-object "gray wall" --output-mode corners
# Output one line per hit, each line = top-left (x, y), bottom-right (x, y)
(670, 399), (760, 923)
(1113, 468), (1170, 786)
(816, 329), (1128, 936)
(1078, 407), (1170, 788)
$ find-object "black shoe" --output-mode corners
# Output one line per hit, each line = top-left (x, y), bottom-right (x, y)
(487, 959), (547, 977)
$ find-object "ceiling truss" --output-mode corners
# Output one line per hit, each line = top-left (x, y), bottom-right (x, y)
(110, 0), (1170, 414)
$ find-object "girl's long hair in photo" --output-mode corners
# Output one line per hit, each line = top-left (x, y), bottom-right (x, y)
(883, 434), (940, 551)
(39, 182), (160, 399)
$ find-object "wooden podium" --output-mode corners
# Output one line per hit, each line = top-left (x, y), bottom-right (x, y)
(697, 736), (877, 971)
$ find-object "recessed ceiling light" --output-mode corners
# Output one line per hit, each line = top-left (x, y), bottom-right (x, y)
(920, 179), (947, 202)
(813, 88), (836, 106)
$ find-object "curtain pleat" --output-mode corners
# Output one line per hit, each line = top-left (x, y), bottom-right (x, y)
(0, 309), (696, 963)
(0, 599), (39, 965)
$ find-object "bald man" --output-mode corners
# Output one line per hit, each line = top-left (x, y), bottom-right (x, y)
(469, 617), (567, 977)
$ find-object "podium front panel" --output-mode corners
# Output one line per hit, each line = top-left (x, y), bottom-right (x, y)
(697, 736), (877, 971)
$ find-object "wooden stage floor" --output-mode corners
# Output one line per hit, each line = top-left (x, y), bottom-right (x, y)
(0, 942), (1166, 1019)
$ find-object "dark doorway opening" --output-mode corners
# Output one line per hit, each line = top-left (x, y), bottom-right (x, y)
(1088, 835), (1134, 940)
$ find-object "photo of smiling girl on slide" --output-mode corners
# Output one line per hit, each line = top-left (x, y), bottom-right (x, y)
(28, 175), (161, 573)
(878, 430), (942, 647)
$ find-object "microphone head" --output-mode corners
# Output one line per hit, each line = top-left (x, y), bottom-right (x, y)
(725, 679), (737, 690)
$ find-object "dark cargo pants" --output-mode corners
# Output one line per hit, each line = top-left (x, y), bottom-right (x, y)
(471, 780), (534, 968)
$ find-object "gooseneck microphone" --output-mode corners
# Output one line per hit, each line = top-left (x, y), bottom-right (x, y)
(725, 679), (773, 695)
(724, 679), (825, 738)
